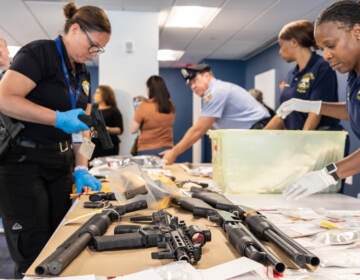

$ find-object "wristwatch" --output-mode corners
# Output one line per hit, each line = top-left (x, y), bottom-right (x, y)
(325, 163), (340, 181)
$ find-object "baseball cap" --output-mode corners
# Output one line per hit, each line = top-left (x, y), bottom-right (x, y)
(180, 64), (211, 83)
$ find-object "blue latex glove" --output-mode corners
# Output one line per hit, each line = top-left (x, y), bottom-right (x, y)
(55, 109), (89, 134)
(74, 169), (101, 194)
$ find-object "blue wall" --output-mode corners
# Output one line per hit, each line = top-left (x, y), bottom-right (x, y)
(159, 68), (194, 163)
(244, 44), (294, 108)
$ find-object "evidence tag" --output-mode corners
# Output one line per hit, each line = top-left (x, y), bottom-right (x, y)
(79, 138), (95, 159)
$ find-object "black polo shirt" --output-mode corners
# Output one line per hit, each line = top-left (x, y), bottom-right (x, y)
(10, 36), (91, 143)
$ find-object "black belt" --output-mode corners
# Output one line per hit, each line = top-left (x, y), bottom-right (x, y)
(250, 117), (271, 129)
(15, 138), (72, 152)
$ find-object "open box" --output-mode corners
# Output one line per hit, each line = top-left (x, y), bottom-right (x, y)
(208, 129), (347, 194)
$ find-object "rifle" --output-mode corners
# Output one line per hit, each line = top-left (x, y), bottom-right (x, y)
(172, 196), (285, 274)
(0, 112), (24, 157)
(78, 104), (113, 150)
(92, 209), (211, 265)
(35, 200), (147, 276)
(190, 189), (320, 268)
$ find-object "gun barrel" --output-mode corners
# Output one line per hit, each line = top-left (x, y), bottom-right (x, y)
(265, 225), (320, 266)
(35, 232), (92, 275)
(245, 214), (311, 266)
(225, 223), (285, 273)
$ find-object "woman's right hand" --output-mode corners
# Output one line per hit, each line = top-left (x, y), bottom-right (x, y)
(276, 98), (322, 119)
(55, 108), (89, 134)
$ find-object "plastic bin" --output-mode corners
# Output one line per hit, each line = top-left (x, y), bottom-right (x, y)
(208, 129), (347, 194)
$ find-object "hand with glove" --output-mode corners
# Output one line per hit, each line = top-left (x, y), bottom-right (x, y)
(283, 167), (337, 200)
(55, 108), (89, 134)
(276, 98), (322, 119)
(74, 166), (102, 194)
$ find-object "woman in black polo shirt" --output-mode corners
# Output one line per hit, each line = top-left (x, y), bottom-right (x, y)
(0, 2), (111, 277)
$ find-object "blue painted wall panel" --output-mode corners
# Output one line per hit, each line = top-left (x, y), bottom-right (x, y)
(160, 68), (193, 163)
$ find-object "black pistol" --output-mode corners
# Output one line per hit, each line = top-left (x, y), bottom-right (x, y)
(78, 104), (113, 150)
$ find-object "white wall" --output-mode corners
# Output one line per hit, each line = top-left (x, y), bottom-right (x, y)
(99, 11), (159, 155)
(254, 68), (276, 108)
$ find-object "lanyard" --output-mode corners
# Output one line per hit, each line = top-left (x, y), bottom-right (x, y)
(54, 37), (81, 109)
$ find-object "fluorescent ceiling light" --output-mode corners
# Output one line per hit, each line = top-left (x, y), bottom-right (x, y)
(8, 46), (21, 58)
(158, 49), (184, 61)
(164, 6), (220, 28)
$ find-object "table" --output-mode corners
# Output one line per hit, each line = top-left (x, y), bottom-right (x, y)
(25, 164), (360, 278)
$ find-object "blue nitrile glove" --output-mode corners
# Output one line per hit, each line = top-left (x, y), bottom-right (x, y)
(74, 168), (101, 194)
(55, 109), (89, 134)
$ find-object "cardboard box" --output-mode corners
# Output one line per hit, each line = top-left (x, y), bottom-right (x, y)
(208, 129), (347, 194)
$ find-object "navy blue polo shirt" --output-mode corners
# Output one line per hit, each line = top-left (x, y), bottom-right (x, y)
(346, 71), (360, 139)
(9, 36), (91, 143)
(280, 52), (340, 130)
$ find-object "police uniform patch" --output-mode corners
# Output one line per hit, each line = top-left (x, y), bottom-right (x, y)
(297, 72), (314, 94)
(82, 80), (90, 96)
(203, 92), (212, 104)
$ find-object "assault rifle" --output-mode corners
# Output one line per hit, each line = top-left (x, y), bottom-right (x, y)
(78, 104), (113, 150)
(0, 112), (24, 157)
(35, 200), (147, 276)
(172, 196), (285, 273)
(92, 209), (211, 265)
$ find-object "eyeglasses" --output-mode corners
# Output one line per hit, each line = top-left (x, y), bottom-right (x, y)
(82, 29), (105, 55)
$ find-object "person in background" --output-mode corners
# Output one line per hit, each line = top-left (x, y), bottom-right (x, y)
(0, 2), (110, 277)
(92, 85), (123, 158)
(265, 19), (342, 131)
(278, 0), (360, 200)
(248, 88), (276, 117)
(130, 75), (175, 156)
(161, 64), (270, 164)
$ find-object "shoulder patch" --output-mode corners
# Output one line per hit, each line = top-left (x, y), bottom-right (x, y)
(203, 92), (212, 104)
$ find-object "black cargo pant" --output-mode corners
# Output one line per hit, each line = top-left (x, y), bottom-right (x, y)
(0, 144), (74, 278)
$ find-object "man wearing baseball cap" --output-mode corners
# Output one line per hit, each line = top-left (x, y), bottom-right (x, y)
(161, 63), (270, 164)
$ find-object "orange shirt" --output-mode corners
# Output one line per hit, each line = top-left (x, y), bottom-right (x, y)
(134, 100), (175, 151)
